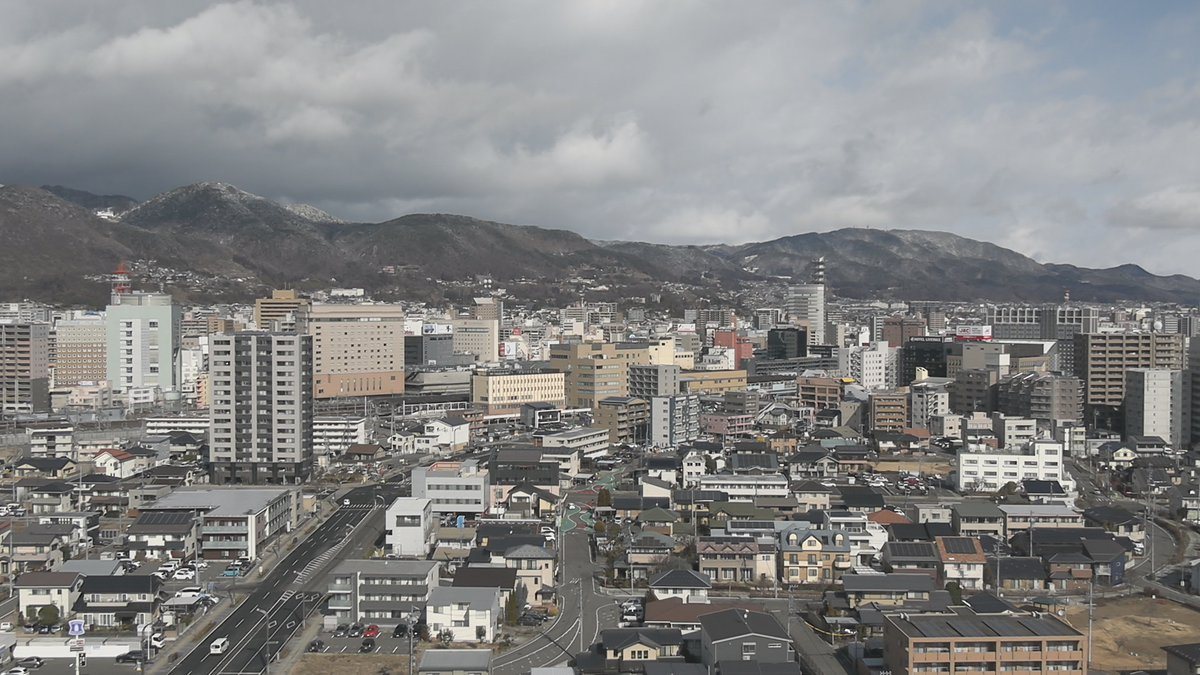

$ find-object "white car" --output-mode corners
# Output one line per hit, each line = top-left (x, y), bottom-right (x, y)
(176, 586), (203, 597)
(172, 568), (195, 580)
(188, 559), (209, 569)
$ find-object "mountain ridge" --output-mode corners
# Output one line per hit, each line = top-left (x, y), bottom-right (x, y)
(4, 182), (1199, 305)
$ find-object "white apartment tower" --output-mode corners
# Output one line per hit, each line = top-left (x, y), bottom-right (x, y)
(208, 332), (314, 485)
(786, 258), (827, 345)
(1125, 368), (1183, 448)
(105, 292), (182, 394)
(840, 340), (896, 391)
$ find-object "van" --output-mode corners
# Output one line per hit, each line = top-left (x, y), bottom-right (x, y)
(210, 637), (230, 654)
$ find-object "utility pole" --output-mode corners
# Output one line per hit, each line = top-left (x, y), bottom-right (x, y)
(1087, 578), (1094, 667)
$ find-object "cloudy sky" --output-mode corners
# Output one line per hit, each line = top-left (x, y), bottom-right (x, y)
(4, 2), (1200, 274)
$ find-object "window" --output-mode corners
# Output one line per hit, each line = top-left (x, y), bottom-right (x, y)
(742, 643), (756, 655)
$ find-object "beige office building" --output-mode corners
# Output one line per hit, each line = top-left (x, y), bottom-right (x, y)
(549, 342), (652, 410)
(254, 289), (309, 329)
(451, 318), (499, 363)
(296, 304), (406, 399)
(471, 370), (565, 415)
(53, 316), (107, 387)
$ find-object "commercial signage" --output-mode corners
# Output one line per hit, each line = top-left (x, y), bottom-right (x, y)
(954, 326), (992, 341)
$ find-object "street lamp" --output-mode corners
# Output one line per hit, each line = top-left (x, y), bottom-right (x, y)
(254, 607), (272, 675)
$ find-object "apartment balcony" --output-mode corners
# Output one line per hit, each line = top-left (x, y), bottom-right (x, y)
(205, 525), (248, 534)
(834, 560), (852, 570)
(202, 539), (249, 549)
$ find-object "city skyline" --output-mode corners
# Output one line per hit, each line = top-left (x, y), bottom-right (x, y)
(3, 2), (1200, 276)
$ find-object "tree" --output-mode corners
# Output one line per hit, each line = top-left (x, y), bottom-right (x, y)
(37, 605), (59, 626)
(594, 520), (606, 534)
(505, 592), (519, 625)
(597, 488), (613, 507)
(476, 626), (487, 642)
(704, 455), (717, 474)
(437, 628), (454, 645)
(945, 581), (963, 605)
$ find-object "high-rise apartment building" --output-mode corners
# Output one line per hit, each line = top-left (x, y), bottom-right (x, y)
(988, 304), (1098, 373)
(0, 322), (51, 413)
(867, 391), (909, 434)
(881, 315), (926, 348)
(296, 304), (406, 399)
(996, 371), (1082, 424)
(52, 315), (107, 387)
(548, 342), (651, 410)
(105, 292), (182, 394)
(1125, 368), (1183, 447)
(254, 289), (309, 329)
(208, 332), (314, 484)
(628, 364), (681, 399)
(840, 341), (896, 390)
(1072, 333), (1185, 408)
(650, 394), (701, 447)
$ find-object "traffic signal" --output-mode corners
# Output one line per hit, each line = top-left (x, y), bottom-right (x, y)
(79, 655), (87, 668)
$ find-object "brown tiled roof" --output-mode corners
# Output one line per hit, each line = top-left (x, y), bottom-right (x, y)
(644, 597), (764, 625)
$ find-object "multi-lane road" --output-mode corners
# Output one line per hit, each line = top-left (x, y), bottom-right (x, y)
(168, 480), (406, 675)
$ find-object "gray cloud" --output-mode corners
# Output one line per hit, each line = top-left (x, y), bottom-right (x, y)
(3, 1), (1200, 274)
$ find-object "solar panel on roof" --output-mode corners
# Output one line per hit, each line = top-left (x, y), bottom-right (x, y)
(943, 538), (978, 555)
(1018, 618), (1061, 637)
(948, 619), (988, 638)
(890, 542), (936, 557)
(983, 618), (1031, 637)
(913, 620), (953, 638)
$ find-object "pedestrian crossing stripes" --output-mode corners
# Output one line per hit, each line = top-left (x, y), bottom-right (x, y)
(340, 504), (382, 510)
(281, 589), (295, 602)
(294, 537), (350, 583)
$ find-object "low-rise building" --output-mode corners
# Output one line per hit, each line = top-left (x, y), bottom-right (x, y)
(75, 575), (163, 629)
(697, 538), (776, 586)
(417, 649), (493, 675)
(779, 526), (853, 585)
(124, 511), (200, 561)
(413, 460), (490, 516)
(935, 536), (986, 589)
(386, 497), (436, 558)
(698, 608), (796, 668)
(327, 559), (439, 623)
(999, 505), (1083, 537)
(16, 571), (82, 623)
(141, 486), (301, 560)
(426, 586), (503, 643)
(951, 502), (1006, 538)
(648, 569), (711, 604)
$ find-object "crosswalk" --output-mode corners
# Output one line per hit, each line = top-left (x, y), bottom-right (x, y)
(281, 589), (295, 602)
(340, 504), (382, 510)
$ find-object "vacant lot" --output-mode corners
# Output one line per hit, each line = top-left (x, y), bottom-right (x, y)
(290, 653), (411, 675)
(869, 457), (953, 477)
(1062, 596), (1200, 673)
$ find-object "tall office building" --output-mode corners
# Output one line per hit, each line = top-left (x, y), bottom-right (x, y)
(208, 332), (314, 484)
(296, 304), (406, 399)
(254, 289), (309, 330)
(987, 304), (1098, 373)
(451, 318), (499, 363)
(900, 336), (955, 385)
(766, 328), (807, 360)
(53, 315), (107, 387)
(786, 258), (827, 345)
(0, 322), (51, 413)
(470, 298), (502, 322)
(881, 315), (926, 348)
(105, 292), (182, 394)
(650, 394), (701, 447)
(1125, 368), (1183, 447)
(404, 332), (455, 367)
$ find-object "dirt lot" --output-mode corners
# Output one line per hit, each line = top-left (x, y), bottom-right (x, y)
(290, 653), (412, 675)
(1062, 595), (1200, 673)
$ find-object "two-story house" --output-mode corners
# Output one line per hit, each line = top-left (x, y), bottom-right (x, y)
(74, 575), (163, 628)
(124, 511), (200, 561)
(698, 608), (797, 668)
(16, 571), (83, 623)
(500, 544), (557, 604)
(648, 569), (711, 604)
(935, 536), (986, 589)
(594, 628), (684, 672)
(426, 586), (502, 643)
(697, 537), (777, 586)
(779, 527), (852, 585)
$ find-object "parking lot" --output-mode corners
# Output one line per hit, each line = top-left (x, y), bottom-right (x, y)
(314, 626), (414, 655)
(1, 655), (156, 675)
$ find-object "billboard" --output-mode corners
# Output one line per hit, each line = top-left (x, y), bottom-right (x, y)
(955, 325), (992, 341)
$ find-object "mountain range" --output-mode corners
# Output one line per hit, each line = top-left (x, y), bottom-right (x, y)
(2, 181), (1198, 307)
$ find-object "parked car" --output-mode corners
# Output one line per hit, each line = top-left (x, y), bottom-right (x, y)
(392, 623), (408, 638)
(115, 650), (147, 664)
(173, 568), (196, 580)
(15, 657), (44, 669)
(359, 638), (375, 653)
(175, 586), (203, 598)
(149, 633), (166, 649)
(5, 667), (29, 675)
(348, 624), (364, 638)
(363, 625), (380, 638)
(307, 639), (324, 653)
(518, 613), (544, 626)
(188, 559), (209, 569)
(221, 568), (242, 577)
(332, 624), (349, 637)
(0, 622), (12, 632)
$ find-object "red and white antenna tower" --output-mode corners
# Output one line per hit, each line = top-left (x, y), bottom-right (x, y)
(111, 262), (132, 302)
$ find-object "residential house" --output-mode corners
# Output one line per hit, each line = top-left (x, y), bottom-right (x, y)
(648, 569), (711, 603)
(840, 573), (935, 609)
(505, 484), (559, 519)
(415, 418), (472, 454)
(985, 557), (1046, 591)
(426, 586), (503, 643)
(790, 481), (833, 512)
(835, 486), (886, 513)
(703, 502), (774, 529)
(934, 536), (986, 589)
(452, 566), (522, 604)
(1163, 643), (1200, 675)
(786, 449), (838, 479)
(593, 628), (684, 673)
(26, 482), (76, 514)
(697, 538), (777, 586)
(881, 541), (941, 580)
(501, 544), (557, 604)
(832, 446), (872, 475)
(625, 530), (676, 582)
(637, 508), (679, 536)
(12, 529), (67, 572)
(12, 457), (77, 479)
(697, 608), (796, 668)
(779, 526), (852, 585)
(74, 575), (163, 628)
(342, 443), (387, 462)
(1171, 481), (1200, 521)
(642, 598), (766, 632)
(999, 505), (1084, 537)
(92, 448), (152, 479)
(327, 559), (440, 623)
(386, 497), (436, 558)
(16, 571), (83, 623)
(417, 649), (493, 675)
(951, 502), (1006, 538)
(1082, 506), (1144, 542)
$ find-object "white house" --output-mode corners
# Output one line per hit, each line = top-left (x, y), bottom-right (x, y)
(386, 498), (435, 558)
(15, 571), (83, 623)
(92, 448), (153, 479)
(426, 586), (503, 643)
(414, 418), (471, 454)
(956, 439), (1074, 493)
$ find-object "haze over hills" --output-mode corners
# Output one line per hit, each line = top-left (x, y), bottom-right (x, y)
(3, 181), (1200, 306)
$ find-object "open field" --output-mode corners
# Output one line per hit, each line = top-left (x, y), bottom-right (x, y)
(869, 457), (953, 477)
(1062, 595), (1200, 673)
